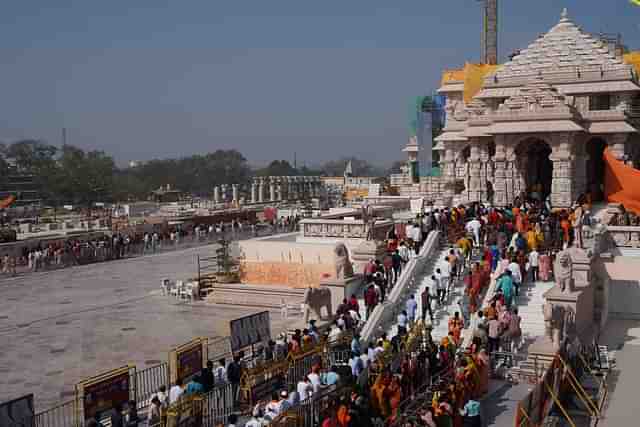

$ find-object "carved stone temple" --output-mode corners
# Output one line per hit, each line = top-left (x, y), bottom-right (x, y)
(434, 10), (640, 208)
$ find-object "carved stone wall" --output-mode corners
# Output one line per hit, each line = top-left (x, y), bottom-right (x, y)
(239, 261), (331, 287)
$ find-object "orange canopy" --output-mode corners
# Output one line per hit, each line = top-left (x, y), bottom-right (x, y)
(604, 148), (640, 214)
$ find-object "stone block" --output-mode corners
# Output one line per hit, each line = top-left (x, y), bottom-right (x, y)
(320, 274), (365, 313)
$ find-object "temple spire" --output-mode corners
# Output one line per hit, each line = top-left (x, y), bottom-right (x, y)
(560, 8), (569, 22)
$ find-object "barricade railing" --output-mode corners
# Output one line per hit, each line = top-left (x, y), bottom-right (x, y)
(286, 347), (324, 388)
(202, 382), (235, 427)
(135, 363), (169, 410)
(33, 399), (77, 427)
(271, 384), (351, 427)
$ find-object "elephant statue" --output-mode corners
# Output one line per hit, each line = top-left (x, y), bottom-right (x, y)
(302, 287), (333, 323)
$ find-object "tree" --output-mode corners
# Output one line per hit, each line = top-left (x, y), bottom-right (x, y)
(256, 160), (299, 177)
(55, 145), (115, 205)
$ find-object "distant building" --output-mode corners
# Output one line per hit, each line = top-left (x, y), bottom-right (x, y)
(149, 184), (185, 203)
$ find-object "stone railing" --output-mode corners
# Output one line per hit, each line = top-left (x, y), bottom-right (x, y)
(299, 218), (393, 241)
(605, 225), (640, 248)
(360, 230), (440, 344)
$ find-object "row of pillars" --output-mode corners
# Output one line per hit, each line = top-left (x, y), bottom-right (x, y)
(212, 176), (323, 205)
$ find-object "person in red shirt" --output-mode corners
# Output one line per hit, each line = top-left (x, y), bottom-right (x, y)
(348, 294), (359, 313)
(364, 285), (378, 320)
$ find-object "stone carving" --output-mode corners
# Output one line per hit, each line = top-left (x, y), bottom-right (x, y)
(334, 243), (353, 280)
(302, 287), (333, 323)
(554, 250), (574, 293)
(542, 302), (575, 350)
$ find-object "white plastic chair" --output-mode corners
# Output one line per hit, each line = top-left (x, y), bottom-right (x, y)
(169, 280), (181, 298)
(161, 278), (170, 296)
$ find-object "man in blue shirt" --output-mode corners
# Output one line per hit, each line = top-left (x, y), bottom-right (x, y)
(323, 366), (340, 386)
(460, 399), (481, 427)
(185, 375), (204, 395)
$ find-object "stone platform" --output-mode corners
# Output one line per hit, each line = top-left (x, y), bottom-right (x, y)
(206, 282), (306, 310)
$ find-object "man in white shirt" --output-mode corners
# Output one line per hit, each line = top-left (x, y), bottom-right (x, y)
(466, 218), (482, 247)
(169, 379), (184, 404)
(508, 260), (522, 297)
(297, 377), (313, 401)
(398, 242), (410, 263)
(528, 248), (540, 282)
(307, 371), (321, 393)
(360, 349), (369, 369)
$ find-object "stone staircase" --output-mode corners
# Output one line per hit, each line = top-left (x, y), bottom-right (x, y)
(515, 280), (555, 341)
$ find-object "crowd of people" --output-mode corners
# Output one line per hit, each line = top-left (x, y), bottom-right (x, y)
(296, 196), (592, 427)
(98, 195), (595, 427)
(0, 217), (295, 277)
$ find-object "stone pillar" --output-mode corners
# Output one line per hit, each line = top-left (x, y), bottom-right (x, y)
(213, 186), (220, 204)
(232, 184), (239, 204)
(251, 182), (257, 204)
(550, 134), (574, 208)
(276, 180), (283, 201)
(493, 137), (508, 207)
(258, 179), (265, 203)
(479, 140), (490, 203)
(468, 141), (481, 203)
(270, 181), (276, 202)
(442, 147), (456, 200)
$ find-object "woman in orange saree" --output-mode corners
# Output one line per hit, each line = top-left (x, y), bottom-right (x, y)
(386, 375), (402, 421)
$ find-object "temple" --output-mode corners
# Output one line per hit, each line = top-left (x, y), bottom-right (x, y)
(435, 9), (640, 208)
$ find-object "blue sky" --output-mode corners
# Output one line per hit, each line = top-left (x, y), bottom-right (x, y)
(0, 0), (638, 167)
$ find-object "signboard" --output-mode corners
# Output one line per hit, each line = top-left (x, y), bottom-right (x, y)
(177, 343), (204, 383)
(0, 394), (34, 427)
(77, 366), (133, 421)
(230, 311), (271, 352)
(169, 338), (206, 384)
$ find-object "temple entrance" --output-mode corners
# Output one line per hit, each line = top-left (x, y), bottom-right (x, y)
(516, 139), (553, 202)
(586, 137), (607, 201)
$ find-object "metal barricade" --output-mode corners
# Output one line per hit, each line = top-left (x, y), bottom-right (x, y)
(327, 348), (351, 367)
(135, 363), (169, 410)
(202, 383), (234, 427)
(286, 348), (324, 388)
(34, 399), (77, 427)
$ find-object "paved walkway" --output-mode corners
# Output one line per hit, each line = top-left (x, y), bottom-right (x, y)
(0, 243), (288, 412)
(597, 319), (640, 427)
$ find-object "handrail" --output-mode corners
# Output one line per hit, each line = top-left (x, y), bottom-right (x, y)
(359, 231), (440, 344)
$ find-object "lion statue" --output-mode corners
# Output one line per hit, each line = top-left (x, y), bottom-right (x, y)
(554, 250), (574, 293)
(302, 287), (333, 323)
(334, 243), (354, 280)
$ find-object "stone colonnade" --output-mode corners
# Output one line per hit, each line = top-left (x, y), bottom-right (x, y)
(249, 176), (323, 204)
(211, 176), (323, 204)
(439, 132), (631, 208)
